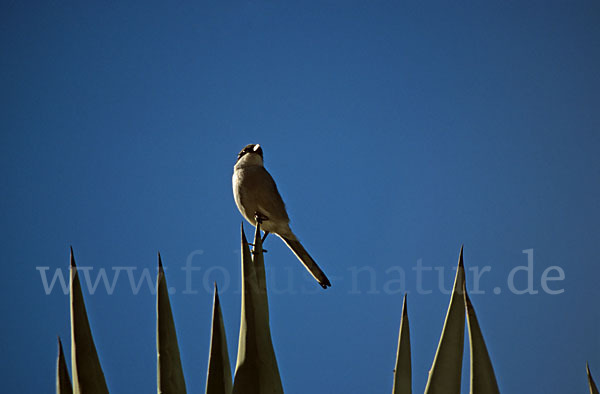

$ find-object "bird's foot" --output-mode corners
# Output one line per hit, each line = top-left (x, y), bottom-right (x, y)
(254, 212), (269, 224)
(250, 247), (268, 254)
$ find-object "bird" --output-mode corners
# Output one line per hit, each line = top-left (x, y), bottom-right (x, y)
(232, 143), (331, 289)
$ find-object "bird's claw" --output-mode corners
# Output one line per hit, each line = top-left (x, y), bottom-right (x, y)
(250, 247), (267, 254)
(254, 212), (269, 224)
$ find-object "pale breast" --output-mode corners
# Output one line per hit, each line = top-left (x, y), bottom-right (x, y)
(232, 165), (291, 234)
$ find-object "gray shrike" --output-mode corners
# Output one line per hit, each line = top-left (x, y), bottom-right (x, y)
(232, 143), (331, 289)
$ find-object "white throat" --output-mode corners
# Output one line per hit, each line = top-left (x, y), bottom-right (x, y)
(235, 152), (264, 169)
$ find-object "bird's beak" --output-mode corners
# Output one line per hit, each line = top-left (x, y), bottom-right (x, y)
(253, 144), (261, 151)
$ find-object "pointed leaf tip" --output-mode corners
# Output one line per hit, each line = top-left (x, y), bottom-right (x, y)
(56, 334), (73, 394)
(458, 245), (464, 268)
(70, 247), (76, 268)
(213, 283), (221, 307)
(158, 252), (163, 271)
(588, 363), (599, 394)
(424, 248), (466, 394)
(393, 292), (412, 394)
(69, 251), (109, 393)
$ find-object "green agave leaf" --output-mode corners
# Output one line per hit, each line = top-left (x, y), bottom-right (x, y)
(206, 283), (232, 394)
(232, 222), (284, 394)
(157, 253), (187, 394)
(70, 247), (109, 394)
(464, 287), (500, 394)
(588, 363), (599, 394)
(56, 336), (73, 394)
(424, 246), (466, 394)
(392, 294), (412, 394)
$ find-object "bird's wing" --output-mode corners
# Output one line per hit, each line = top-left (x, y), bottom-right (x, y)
(249, 166), (290, 224)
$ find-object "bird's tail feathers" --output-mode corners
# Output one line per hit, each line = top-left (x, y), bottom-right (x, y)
(280, 236), (331, 289)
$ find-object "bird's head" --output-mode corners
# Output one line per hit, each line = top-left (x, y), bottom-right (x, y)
(235, 143), (264, 166)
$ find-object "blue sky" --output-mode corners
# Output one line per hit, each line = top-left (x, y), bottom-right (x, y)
(1, 1), (599, 393)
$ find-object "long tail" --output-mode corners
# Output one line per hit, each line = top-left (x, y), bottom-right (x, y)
(280, 236), (331, 289)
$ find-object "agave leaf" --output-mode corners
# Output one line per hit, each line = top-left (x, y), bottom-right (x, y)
(69, 247), (109, 394)
(232, 222), (284, 394)
(464, 286), (500, 394)
(424, 246), (466, 394)
(588, 363), (599, 394)
(157, 253), (187, 394)
(392, 294), (412, 394)
(56, 336), (73, 394)
(206, 283), (232, 394)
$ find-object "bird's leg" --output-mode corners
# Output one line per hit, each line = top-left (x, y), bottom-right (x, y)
(251, 212), (269, 253)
